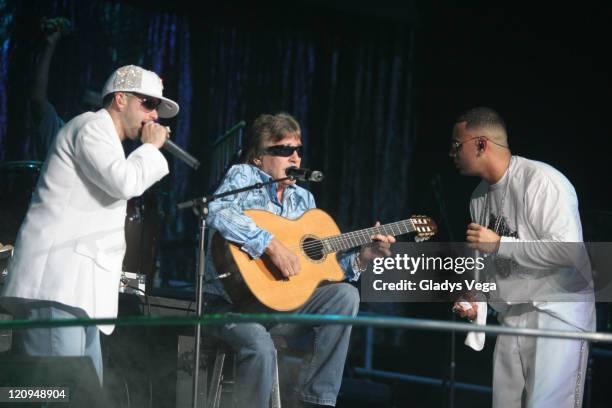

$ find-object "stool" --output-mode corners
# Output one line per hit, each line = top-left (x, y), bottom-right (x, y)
(204, 337), (281, 408)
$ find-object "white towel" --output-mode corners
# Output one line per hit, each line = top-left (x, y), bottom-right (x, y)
(461, 301), (488, 351)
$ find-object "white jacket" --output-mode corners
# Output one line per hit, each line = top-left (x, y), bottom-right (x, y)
(1, 109), (169, 334)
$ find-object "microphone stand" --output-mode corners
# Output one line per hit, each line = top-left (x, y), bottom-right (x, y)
(177, 175), (295, 408)
(431, 175), (456, 408)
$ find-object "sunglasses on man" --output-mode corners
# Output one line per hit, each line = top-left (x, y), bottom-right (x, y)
(264, 145), (304, 158)
(450, 136), (481, 153)
(128, 93), (162, 111)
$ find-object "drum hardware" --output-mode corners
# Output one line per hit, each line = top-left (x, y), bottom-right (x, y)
(123, 191), (162, 294)
(0, 243), (14, 284)
(0, 243), (13, 258)
(119, 271), (146, 294)
(0, 161), (42, 246)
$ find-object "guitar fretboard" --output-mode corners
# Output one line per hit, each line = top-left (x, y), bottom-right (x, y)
(321, 219), (415, 254)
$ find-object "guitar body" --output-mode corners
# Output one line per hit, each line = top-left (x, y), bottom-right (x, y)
(211, 209), (345, 311)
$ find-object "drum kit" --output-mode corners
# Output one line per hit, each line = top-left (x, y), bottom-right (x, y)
(0, 160), (159, 290)
(0, 161), (41, 283)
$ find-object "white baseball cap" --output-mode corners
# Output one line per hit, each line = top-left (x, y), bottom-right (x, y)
(101, 65), (179, 118)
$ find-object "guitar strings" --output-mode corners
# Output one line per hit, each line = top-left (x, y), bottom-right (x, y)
(280, 220), (419, 254)
(284, 218), (431, 253)
(303, 220), (415, 251)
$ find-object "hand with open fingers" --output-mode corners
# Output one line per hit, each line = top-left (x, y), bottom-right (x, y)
(265, 238), (301, 279)
(358, 221), (396, 266)
(466, 222), (500, 253)
(141, 122), (169, 149)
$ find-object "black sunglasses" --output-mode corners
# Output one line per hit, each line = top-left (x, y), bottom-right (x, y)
(263, 145), (304, 158)
(129, 93), (162, 111)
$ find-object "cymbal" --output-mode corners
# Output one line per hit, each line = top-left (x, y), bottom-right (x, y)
(0, 161), (42, 170)
(0, 243), (14, 253)
(0, 243), (13, 261)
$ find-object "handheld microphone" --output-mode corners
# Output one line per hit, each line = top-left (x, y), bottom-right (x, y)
(285, 166), (324, 182)
(162, 127), (201, 170)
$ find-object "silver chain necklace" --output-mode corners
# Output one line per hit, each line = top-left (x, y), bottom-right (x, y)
(481, 156), (514, 234)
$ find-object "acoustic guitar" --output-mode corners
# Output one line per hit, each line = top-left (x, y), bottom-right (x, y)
(211, 209), (437, 311)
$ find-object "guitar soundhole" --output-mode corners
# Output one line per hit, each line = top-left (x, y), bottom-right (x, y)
(302, 237), (324, 261)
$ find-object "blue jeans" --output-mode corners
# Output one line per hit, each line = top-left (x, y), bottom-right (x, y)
(12, 301), (103, 384)
(208, 282), (360, 407)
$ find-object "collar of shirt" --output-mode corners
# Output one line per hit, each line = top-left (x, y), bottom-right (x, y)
(250, 165), (297, 208)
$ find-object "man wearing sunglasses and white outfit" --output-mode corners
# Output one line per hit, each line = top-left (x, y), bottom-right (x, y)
(1, 65), (178, 384)
(205, 112), (395, 408)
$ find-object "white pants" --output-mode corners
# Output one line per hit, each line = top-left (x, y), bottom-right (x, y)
(492, 304), (589, 408)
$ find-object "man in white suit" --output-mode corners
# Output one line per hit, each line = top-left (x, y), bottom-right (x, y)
(1, 65), (179, 383)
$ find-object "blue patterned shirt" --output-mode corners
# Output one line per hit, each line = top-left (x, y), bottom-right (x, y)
(205, 164), (359, 299)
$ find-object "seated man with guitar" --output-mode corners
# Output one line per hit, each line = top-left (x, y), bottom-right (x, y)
(205, 112), (395, 408)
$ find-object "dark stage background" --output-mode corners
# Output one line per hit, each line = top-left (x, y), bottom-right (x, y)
(1, 1), (611, 407)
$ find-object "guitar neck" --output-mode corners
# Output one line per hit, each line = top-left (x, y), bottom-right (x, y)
(322, 219), (415, 253)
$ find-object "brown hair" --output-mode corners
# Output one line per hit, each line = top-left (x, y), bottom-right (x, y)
(242, 112), (301, 164)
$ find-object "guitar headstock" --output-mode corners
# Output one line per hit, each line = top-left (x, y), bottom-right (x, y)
(410, 215), (438, 241)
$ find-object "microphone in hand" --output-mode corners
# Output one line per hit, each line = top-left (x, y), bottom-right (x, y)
(161, 126), (201, 170)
